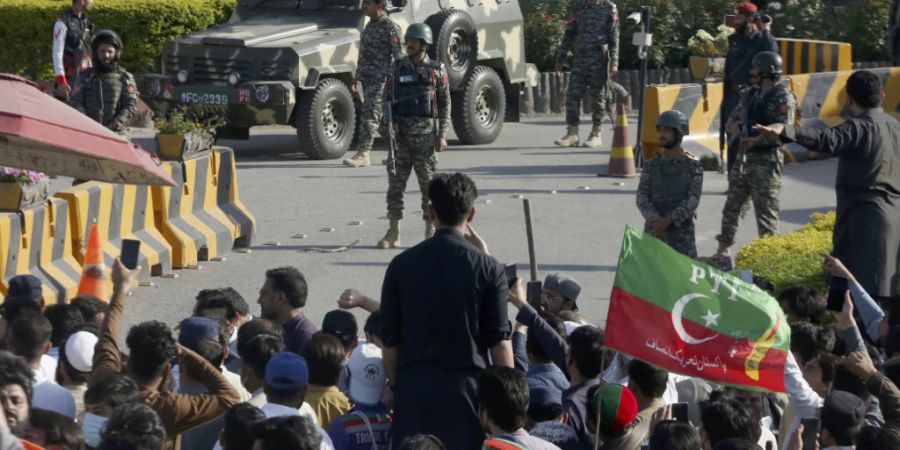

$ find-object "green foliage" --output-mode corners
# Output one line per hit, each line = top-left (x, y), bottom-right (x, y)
(524, 5), (567, 71)
(688, 24), (732, 58)
(736, 211), (836, 294)
(0, 0), (235, 80)
(154, 106), (226, 135)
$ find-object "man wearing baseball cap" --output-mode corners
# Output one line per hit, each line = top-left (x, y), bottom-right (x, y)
(261, 352), (336, 449)
(542, 273), (582, 314)
(328, 343), (392, 450)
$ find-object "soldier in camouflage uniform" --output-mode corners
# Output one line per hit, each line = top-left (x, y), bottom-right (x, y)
(70, 29), (138, 135)
(637, 110), (704, 258)
(344, 0), (403, 168)
(377, 23), (451, 249)
(554, 0), (620, 148)
(713, 51), (796, 264)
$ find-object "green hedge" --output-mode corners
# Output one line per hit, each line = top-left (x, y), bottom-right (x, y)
(0, 0), (236, 80)
(735, 211), (835, 294)
(521, 0), (891, 72)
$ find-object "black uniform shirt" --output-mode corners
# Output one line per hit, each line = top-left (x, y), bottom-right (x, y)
(380, 228), (511, 372)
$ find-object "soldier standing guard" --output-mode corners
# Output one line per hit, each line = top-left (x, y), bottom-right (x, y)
(376, 23), (451, 249)
(636, 110), (704, 258)
(554, 0), (620, 149)
(52, 0), (95, 101)
(712, 51), (796, 267)
(70, 30), (138, 136)
(344, 0), (403, 168)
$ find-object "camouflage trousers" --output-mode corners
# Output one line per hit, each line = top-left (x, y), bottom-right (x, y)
(386, 133), (437, 221)
(645, 220), (698, 259)
(716, 151), (784, 247)
(357, 81), (385, 150)
(565, 59), (609, 127)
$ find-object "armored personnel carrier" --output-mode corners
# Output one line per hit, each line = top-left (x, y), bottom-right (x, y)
(138, 0), (532, 159)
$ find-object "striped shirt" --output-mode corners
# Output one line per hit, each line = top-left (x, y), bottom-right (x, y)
(328, 404), (392, 450)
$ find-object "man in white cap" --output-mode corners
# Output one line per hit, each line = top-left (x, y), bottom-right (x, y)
(541, 273), (582, 314)
(327, 343), (392, 450)
(58, 329), (99, 421)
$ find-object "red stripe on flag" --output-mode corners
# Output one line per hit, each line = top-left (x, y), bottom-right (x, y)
(606, 287), (787, 392)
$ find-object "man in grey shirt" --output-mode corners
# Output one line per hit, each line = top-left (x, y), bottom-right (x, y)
(478, 366), (561, 449)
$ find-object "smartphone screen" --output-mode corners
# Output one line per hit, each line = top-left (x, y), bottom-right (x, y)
(504, 264), (517, 287)
(827, 276), (848, 312)
(121, 239), (141, 270)
(526, 281), (542, 310)
(800, 418), (820, 450)
(672, 402), (689, 423)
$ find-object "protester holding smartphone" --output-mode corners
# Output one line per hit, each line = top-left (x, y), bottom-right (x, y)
(822, 253), (886, 343)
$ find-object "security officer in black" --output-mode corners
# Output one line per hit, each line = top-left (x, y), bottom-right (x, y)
(70, 30), (138, 135)
(722, 2), (777, 172)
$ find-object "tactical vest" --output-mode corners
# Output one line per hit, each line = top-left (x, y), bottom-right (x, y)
(394, 61), (437, 117)
(83, 69), (126, 126)
(650, 157), (694, 218)
(57, 9), (92, 73)
(747, 83), (792, 151)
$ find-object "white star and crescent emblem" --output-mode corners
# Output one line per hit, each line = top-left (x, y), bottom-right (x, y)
(671, 293), (719, 345)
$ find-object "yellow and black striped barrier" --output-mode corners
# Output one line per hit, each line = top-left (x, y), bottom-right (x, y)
(0, 198), (82, 304)
(776, 38), (852, 75)
(212, 147), (255, 248)
(55, 181), (172, 280)
(640, 67), (900, 162)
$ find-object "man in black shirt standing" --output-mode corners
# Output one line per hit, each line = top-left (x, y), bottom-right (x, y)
(381, 172), (513, 450)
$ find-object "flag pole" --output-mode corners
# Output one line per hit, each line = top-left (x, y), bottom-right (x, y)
(523, 199), (538, 282)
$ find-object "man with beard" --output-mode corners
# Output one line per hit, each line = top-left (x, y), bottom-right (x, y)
(636, 110), (704, 258)
(722, 2), (777, 173)
(0, 351), (34, 439)
(712, 51), (796, 266)
(70, 29), (138, 135)
(257, 267), (318, 355)
(52, 0), (94, 100)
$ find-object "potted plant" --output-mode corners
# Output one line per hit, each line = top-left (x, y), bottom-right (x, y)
(688, 25), (732, 81)
(0, 167), (49, 211)
(154, 107), (225, 161)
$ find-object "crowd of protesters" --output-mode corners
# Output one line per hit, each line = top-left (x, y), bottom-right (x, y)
(0, 172), (898, 450)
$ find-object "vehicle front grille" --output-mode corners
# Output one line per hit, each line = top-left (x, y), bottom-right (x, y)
(164, 55), (182, 76)
(259, 61), (292, 81)
(191, 57), (253, 84)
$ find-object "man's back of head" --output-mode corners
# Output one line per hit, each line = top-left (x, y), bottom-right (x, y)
(252, 415), (321, 450)
(699, 398), (757, 447)
(322, 309), (358, 355)
(221, 403), (265, 450)
(821, 390), (865, 447)
(84, 374), (140, 414)
(649, 420), (702, 450)
(855, 425), (900, 450)
(711, 438), (761, 450)
(237, 318), (281, 357)
(98, 403), (166, 450)
(427, 172), (478, 227)
(241, 334), (286, 390)
(398, 434), (446, 450)
(71, 295), (107, 327)
(43, 304), (85, 348)
(846, 70), (883, 109)
(8, 311), (52, 366)
(302, 332), (345, 387)
(476, 366), (529, 434)
(627, 359), (669, 402)
(264, 352), (309, 408)
(125, 320), (177, 385)
(178, 316), (227, 369)
(567, 326), (605, 380)
(3, 275), (44, 321)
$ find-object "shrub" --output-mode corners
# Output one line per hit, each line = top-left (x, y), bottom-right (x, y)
(736, 211), (835, 294)
(524, 5), (567, 72)
(0, 0), (235, 80)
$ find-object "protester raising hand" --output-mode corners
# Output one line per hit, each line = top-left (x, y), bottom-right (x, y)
(842, 351), (878, 381)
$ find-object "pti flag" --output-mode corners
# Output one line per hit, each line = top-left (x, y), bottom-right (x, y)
(606, 227), (790, 392)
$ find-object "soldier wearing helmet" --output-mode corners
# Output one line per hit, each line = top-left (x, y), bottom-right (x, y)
(712, 50), (796, 266)
(722, 1), (778, 173)
(636, 110), (704, 257)
(69, 29), (138, 135)
(376, 23), (451, 249)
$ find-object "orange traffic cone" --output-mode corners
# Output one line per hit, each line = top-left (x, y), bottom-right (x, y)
(77, 224), (110, 301)
(601, 102), (638, 178)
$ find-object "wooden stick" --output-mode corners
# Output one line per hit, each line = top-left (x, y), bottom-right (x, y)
(523, 199), (538, 282)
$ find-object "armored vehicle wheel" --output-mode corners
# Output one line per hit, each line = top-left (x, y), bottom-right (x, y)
(297, 78), (356, 160)
(426, 9), (478, 91)
(452, 66), (505, 145)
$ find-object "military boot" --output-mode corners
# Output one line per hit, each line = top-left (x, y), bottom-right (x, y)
(582, 125), (602, 148)
(377, 219), (401, 249)
(342, 149), (370, 168)
(554, 126), (580, 147)
(424, 220), (435, 239)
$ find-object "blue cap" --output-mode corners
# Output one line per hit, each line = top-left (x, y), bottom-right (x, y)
(530, 386), (563, 408)
(265, 352), (309, 391)
(178, 317), (220, 347)
(6, 274), (43, 302)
